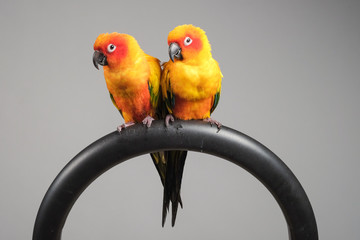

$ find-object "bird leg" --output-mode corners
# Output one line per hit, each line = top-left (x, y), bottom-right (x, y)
(117, 121), (135, 132)
(203, 117), (222, 129)
(165, 114), (175, 127)
(142, 115), (155, 128)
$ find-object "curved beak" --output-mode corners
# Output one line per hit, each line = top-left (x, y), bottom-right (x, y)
(93, 50), (108, 70)
(169, 42), (182, 62)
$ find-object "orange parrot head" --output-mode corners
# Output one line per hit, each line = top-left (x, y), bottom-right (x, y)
(167, 24), (212, 63)
(93, 32), (140, 70)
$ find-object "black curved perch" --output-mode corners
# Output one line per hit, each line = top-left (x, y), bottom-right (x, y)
(33, 120), (318, 240)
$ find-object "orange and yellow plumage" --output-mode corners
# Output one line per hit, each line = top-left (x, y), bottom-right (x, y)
(158, 24), (223, 227)
(93, 32), (160, 128)
(92, 26), (222, 227)
(161, 24), (222, 122)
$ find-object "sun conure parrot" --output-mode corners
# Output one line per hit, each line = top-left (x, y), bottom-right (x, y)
(93, 32), (160, 131)
(160, 24), (223, 225)
(93, 32), (183, 227)
(161, 24), (222, 127)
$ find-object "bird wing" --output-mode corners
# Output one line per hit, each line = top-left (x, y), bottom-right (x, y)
(161, 62), (175, 114)
(210, 62), (223, 114)
(210, 84), (221, 114)
(146, 54), (161, 111)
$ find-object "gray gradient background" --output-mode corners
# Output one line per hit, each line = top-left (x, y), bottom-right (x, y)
(1, 0), (359, 239)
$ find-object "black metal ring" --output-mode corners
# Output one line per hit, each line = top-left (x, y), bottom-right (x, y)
(33, 120), (318, 240)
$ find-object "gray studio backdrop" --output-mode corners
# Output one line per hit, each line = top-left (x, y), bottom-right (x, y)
(1, 0), (359, 239)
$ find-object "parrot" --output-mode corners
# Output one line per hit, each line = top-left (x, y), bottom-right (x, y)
(92, 32), (186, 227)
(161, 24), (222, 127)
(160, 24), (223, 225)
(92, 32), (160, 131)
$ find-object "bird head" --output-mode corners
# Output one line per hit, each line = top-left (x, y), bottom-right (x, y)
(93, 32), (140, 70)
(167, 24), (212, 63)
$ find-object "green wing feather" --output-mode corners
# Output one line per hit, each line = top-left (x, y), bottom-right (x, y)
(161, 64), (175, 115)
(146, 54), (161, 111)
(210, 90), (221, 114)
(210, 70), (222, 114)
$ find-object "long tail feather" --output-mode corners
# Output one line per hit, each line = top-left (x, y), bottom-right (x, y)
(151, 151), (170, 226)
(151, 150), (187, 227)
(165, 150), (187, 227)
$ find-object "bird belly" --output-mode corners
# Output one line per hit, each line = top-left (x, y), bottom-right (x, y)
(172, 96), (212, 120)
(113, 90), (152, 123)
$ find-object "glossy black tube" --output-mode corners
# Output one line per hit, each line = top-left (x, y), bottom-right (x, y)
(33, 120), (318, 240)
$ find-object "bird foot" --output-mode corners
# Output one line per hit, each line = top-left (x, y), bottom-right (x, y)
(142, 115), (155, 128)
(203, 118), (222, 129)
(117, 121), (135, 132)
(165, 114), (175, 127)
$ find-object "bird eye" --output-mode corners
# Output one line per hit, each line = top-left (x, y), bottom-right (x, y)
(184, 37), (192, 46)
(107, 44), (116, 53)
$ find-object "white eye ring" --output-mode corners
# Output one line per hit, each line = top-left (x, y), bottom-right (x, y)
(107, 44), (116, 53)
(184, 37), (192, 46)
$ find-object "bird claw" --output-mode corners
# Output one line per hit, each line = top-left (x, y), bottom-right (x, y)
(203, 118), (222, 129)
(142, 115), (155, 128)
(117, 121), (135, 132)
(165, 114), (175, 127)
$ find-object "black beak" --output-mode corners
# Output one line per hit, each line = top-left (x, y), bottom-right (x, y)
(169, 42), (182, 62)
(93, 50), (108, 70)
